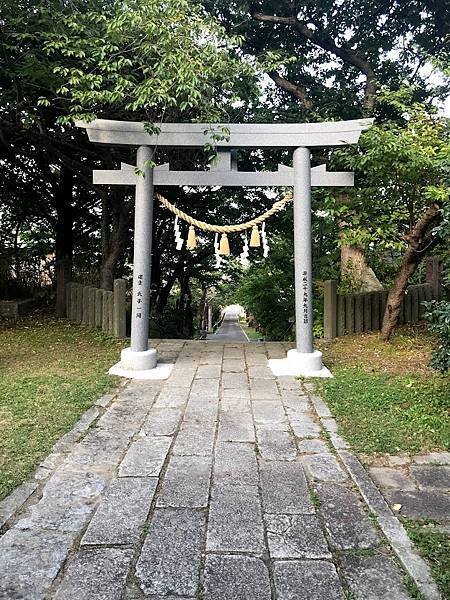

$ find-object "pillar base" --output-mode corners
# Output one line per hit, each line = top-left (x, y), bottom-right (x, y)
(120, 347), (158, 370)
(107, 347), (173, 380)
(268, 349), (333, 378)
(108, 361), (174, 380)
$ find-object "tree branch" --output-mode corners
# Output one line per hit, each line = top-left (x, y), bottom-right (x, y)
(381, 202), (442, 340)
(268, 70), (313, 109)
(250, 8), (377, 114)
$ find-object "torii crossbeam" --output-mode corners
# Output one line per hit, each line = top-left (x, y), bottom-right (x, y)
(77, 118), (372, 378)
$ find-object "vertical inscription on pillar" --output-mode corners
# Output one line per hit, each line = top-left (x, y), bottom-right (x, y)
(302, 270), (309, 324)
(136, 274), (143, 319)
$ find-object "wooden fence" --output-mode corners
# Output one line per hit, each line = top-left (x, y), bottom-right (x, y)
(65, 279), (127, 338)
(323, 281), (439, 340)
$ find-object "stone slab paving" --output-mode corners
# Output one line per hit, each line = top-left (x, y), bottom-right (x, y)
(206, 313), (248, 342)
(366, 451), (450, 537)
(0, 340), (440, 600)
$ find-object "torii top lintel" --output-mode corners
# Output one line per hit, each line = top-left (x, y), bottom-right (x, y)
(76, 118), (373, 148)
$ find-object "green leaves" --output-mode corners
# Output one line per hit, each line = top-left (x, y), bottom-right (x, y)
(257, 50), (297, 72)
(229, 236), (296, 340)
(329, 89), (449, 260)
(423, 300), (450, 373)
(42, 0), (256, 123)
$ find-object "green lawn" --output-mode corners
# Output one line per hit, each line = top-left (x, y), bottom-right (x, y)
(240, 323), (264, 341)
(317, 328), (449, 598)
(402, 519), (450, 599)
(0, 315), (127, 500)
(317, 328), (449, 455)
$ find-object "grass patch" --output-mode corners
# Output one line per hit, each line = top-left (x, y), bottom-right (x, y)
(240, 324), (263, 341)
(402, 519), (450, 599)
(0, 314), (127, 500)
(309, 490), (321, 508)
(318, 367), (448, 454)
(317, 328), (449, 455)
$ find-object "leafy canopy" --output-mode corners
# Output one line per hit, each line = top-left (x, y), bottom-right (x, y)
(329, 89), (450, 255)
(42, 0), (256, 123)
(203, 0), (449, 119)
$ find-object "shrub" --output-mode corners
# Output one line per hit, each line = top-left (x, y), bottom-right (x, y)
(423, 300), (450, 373)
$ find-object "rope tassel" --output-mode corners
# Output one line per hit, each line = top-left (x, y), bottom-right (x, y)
(240, 233), (249, 267)
(261, 222), (270, 257)
(186, 226), (197, 250)
(249, 225), (260, 247)
(174, 216), (183, 250)
(219, 233), (230, 256)
(214, 233), (222, 268)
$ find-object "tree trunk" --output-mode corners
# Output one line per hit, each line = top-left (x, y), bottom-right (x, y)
(151, 223), (174, 306)
(198, 286), (207, 331)
(178, 271), (193, 338)
(381, 203), (441, 340)
(341, 245), (384, 292)
(100, 189), (130, 290)
(54, 167), (74, 317)
(155, 268), (179, 313)
(154, 241), (191, 314)
(13, 221), (21, 282)
(100, 253), (117, 291)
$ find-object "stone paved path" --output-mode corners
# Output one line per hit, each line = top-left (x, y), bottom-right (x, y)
(206, 313), (248, 342)
(368, 453), (450, 527)
(0, 341), (439, 599)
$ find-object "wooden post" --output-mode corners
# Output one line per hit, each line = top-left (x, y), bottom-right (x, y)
(102, 291), (109, 332)
(424, 285), (433, 302)
(95, 289), (103, 328)
(345, 294), (355, 334)
(371, 292), (380, 331)
(71, 284), (77, 322)
(354, 293), (364, 333)
(426, 256), (442, 300)
(114, 278), (127, 338)
(337, 295), (346, 337)
(323, 280), (337, 340)
(107, 291), (114, 334)
(76, 284), (83, 323)
(418, 285), (427, 320)
(410, 285), (420, 323)
(69, 283), (77, 321)
(363, 293), (372, 332)
(404, 288), (413, 324)
(65, 283), (72, 319)
(398, 294), (405, 325)
(88, 287), (96, 327)
(82, 286), (90, 325)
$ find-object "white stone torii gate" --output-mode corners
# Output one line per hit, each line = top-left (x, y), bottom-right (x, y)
(77, 118), (372, 378)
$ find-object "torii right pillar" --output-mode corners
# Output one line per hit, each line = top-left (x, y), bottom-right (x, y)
(269, 146), (331, 377)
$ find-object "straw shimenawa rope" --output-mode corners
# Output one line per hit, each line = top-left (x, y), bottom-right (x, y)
(155, 191), (293, 233)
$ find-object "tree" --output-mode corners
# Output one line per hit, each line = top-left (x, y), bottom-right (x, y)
(1, 0), (113, 311)
(43, 0), (260, 313)
(232, 236), (295, 339)
(43, 0), (254, 123)
(423, 204), (450, 373)
(1, 0), (256, 320)
(331, 90), (449, 339)
(204, 0), (449, 291)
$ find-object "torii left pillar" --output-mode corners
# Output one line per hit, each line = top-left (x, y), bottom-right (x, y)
(117, 146), (158, 372)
